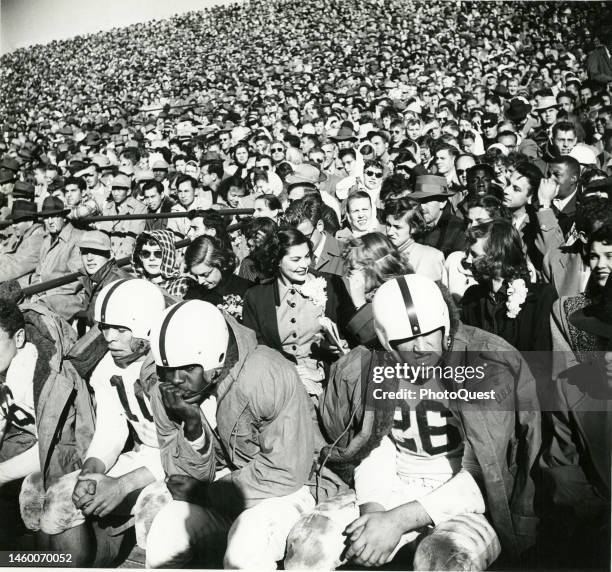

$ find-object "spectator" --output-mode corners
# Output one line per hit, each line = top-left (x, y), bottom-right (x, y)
(75, 230), (132, 327)
(28, 197), (84, 320)
(141, 180), (175, 232)
(0, 201), (45, 285)
(383, 197), (444, 281)
(183, 234), (253, 312)
(244, 227), (351, 398)
(284, 195), (345, 277)
(96, 174), (146, 260)
(410, 175), (467, 257)
(132, 230), (195, 299)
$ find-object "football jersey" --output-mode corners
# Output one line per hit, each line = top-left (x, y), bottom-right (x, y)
(391, 379), (464, 482)
(0, 342), (38, 437)
(87, 352), (158, 471)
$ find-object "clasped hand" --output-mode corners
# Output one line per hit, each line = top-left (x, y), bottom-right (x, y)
(72, 473), (127, 518)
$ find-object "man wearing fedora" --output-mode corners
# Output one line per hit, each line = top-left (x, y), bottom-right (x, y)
(0, 201), (45, 286)
(410, 175), (467, 257)
(330, 123), (359, 151)
(27, 197), (85, 321)
(531, 95), (560, 151)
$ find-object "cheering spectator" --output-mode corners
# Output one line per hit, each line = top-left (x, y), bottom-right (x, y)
(244, 227), (352, 398)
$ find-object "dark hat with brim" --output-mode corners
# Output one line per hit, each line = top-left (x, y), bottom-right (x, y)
(330, 126), (358, 142)
(506, 98), (532, 122)
(39, 196), (70, 218)
(7, 199), (37, 222)
(0, 169), (16, 185)
(13, 181), (35, 199)
(569, 275), (612, 340)
(1, 157), (20, 172)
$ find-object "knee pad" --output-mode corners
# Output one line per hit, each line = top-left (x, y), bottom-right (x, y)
(414, 515), (501, 571)
(39, 471), (84, 535)
(133, 480), (172, 549)
(285, 490), (357, 570)
(19, 473), (46, 532)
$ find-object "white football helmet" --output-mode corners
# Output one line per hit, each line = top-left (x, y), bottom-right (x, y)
(94, 278), (166, 339)
(150, 300), (229, 371)
(372, 274), (450, 350)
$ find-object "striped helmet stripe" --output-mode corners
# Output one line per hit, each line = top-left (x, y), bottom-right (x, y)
(100, 279), (130, 324)
(397, 276), (421, 336)
(158, 301), (188, 367)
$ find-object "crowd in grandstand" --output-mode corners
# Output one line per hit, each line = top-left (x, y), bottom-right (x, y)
(0, 0), (611, 569)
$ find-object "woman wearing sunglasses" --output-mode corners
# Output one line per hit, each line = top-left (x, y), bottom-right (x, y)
(270, 140), (286, 165)
(361, 159), (385, 208)
(132, 230), (196, 300)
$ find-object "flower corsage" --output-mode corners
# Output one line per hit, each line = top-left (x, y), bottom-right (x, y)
(217, 294), (244, 320)
(299, 276), (328, 311)
(506, 279), (528, 319)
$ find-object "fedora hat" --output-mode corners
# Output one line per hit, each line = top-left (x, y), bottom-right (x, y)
(330, 125), (358, 142)
(569, 275), (612, 340)
(1, 157), (20, 172)
(39, 196), (69, 218)
(7, 200), (37, 222)
(13, 181), (35, 199)
(506, 98), (532, 122)
(535, 95), (559, 112)
(410, 175), (455, 199)
(285, 163), (326, 186)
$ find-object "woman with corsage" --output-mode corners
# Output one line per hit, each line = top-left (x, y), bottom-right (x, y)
(183, 235), (253, 321)
(460, 218), (557, 390)
(243, 227), (353, 400)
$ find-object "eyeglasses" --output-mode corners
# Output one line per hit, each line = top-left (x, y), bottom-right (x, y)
(271, 147), (285, 153)
(304, 226), (317, 240)
(140, 249), (162, 260)
(365, 170), (383, 178)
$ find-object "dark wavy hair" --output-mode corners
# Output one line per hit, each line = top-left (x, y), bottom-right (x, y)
(383, 197), (427, 237)
(465, 194), (511, 220)
(184, 234), (237, 275)
(243, 216), (278, 247)
(467, 218), (530, 283)
(255, 193), (282, 213)
(251, 227), (313, 279)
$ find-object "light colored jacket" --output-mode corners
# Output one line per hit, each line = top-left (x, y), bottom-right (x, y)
(29, 223), (85, 320)
(96, 197), (147, 260)
(399, 239), (445, 281)
(0, 223), (45, 286)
